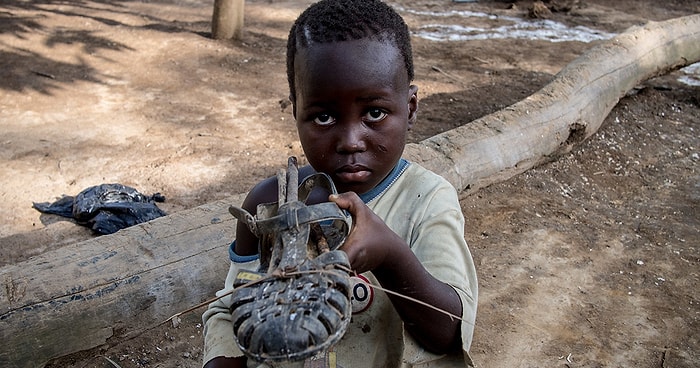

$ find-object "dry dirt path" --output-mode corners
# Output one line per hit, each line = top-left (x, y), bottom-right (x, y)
(0, 0), (698, 367)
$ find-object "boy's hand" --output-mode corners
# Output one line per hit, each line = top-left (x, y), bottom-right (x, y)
(330, 191), (463, 353)
(329, 192), (404, 274)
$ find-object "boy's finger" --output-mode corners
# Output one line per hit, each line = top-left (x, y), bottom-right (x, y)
(328, 192), (359, 210)
(328, 192), (362, 212)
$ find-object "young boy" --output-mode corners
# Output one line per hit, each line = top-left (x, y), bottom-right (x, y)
(202, 1), (478, 367)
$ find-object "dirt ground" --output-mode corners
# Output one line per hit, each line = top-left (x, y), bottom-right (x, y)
(1, 0), (698, 367)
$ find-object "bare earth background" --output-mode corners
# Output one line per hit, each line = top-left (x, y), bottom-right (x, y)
(1, 0), (698, 367)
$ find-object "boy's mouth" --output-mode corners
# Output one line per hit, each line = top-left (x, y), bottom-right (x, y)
(335, 164), (371, 183)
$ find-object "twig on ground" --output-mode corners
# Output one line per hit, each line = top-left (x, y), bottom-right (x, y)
(32, 70), (56, 79)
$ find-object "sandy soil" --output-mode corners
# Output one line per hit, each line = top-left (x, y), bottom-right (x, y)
(1, 0), (698, 367)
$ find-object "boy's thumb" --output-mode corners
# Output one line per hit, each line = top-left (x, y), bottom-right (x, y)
(329, 192), (351, 210)
(329, 193), (345, 206)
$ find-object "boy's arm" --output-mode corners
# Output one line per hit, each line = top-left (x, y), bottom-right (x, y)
(201, 258), (255, 366)
(375, 239), (463, 353)
(330, 192), (468, 354)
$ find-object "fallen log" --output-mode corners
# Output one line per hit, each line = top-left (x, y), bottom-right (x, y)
(0, 195), (244, 368)
(404, 14), (700, 194)
(1, 14), (698, 368)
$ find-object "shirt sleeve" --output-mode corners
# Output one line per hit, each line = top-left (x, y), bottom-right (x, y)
(201, 250), (260, 366)
(407, 180), (478, 365)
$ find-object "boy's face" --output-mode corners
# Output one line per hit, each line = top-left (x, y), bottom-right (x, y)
(292, 38), (418, 195)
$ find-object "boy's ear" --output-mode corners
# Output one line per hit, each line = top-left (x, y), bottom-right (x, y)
(407, 85), (419, 130)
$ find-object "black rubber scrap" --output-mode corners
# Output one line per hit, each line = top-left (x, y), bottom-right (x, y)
(33, 183), (166, 235)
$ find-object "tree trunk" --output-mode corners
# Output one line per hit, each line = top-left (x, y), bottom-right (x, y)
(1, 13), (698, 368)
(212, 0), (244, 40)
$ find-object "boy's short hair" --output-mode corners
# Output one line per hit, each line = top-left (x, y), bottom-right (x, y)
(286, 0), (414, 98)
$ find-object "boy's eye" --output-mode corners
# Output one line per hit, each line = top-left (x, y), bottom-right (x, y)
(313, 114), (335, 126)
(364, 108), (387, 123)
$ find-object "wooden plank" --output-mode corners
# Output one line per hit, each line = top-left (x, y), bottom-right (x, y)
(1, 14), (699, 368)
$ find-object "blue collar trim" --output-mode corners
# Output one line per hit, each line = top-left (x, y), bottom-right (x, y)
(359, 159), (409, 204)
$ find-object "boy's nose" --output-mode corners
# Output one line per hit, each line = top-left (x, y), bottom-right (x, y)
(335, 124), (367, 153)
